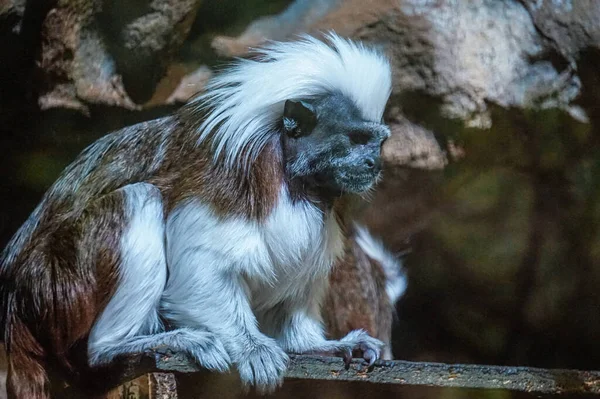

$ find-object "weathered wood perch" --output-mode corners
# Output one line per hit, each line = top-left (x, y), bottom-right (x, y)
(285, 356), (600, 395)
(109, 348), (600, 397)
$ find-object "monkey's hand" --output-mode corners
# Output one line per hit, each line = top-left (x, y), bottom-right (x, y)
(334, 329), (384, 368)
(137, 329), (231, 372)
(236, 337), (289, 394)
(286, 329), (384, 369)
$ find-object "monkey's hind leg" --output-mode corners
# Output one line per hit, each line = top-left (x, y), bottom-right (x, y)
(86, 183), (230, 372)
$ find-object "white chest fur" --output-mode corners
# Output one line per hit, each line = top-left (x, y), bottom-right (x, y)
(253, 190), (345, 308)
(165, 187), (345, 311)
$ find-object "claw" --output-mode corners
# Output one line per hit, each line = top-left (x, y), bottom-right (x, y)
(364, 348), (377, 368)
(342, 348), (353, 370)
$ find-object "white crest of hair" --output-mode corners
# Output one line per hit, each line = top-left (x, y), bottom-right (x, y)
(354, 224), (407, 304)
(190, 32), (392, 171)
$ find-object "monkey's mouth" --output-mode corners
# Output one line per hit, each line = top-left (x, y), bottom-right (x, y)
(336, 170), (381, 194)
(307, 168), (381, 196)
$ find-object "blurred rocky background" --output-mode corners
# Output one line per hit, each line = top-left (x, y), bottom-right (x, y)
(2, 0), (600, 398)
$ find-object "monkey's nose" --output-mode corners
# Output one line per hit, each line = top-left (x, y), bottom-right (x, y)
(364, 157), (382, 173)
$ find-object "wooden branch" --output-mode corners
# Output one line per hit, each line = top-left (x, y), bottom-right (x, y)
(285, 356), (600, 396)
(144, 349), (600, 396)
(106, 347), (600, 397)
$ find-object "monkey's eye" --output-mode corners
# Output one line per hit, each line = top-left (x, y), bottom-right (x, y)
(283, 117), (302, 137)
(283, 99), (317, 138)
(348, 130), (372, 145)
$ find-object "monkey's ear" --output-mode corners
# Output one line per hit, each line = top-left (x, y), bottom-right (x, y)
(283, 100), (317, 138)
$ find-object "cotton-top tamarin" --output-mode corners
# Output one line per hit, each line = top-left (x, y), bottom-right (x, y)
(0, 33), (393, 398)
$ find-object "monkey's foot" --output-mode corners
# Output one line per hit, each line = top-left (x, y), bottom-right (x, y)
(336, 329), (384, 368)
(141, 329), (232, 372)
(177, 331), (231, 372)
(236, 339), (289, 394)
(90, 329), (231, 373)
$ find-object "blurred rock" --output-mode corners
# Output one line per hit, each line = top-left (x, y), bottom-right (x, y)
(0, 0), (25, 34)
(165, 65), (212, 104)
(105, 0), (204, 102)
(37, 0), (138, 113)
(211, 0), (343, 57)
(0, 0), (203, 114)
(383, 113), (447, 171)
(519, 0), (600, 57)
(316, 0), (583, 128)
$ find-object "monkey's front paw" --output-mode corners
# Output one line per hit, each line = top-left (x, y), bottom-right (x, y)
(186, 333), (232, 372)
(339, 329), (384, 368)
(149, 329), (231, 372)
(236, 341), (289, 394)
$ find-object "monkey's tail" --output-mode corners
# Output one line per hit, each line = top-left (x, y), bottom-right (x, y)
(353, 224), (408, 305)
(4, 304), (52, 399)
(0, 252), (49, 399)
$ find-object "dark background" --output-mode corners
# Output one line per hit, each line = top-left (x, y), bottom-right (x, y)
(2, 0), (600, 398)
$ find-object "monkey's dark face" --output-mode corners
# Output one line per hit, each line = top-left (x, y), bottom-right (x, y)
(281, 92), (390, 196)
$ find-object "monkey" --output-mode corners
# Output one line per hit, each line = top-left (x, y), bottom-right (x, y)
(325, 224), (407, 361)
(0, 33), (392, 398)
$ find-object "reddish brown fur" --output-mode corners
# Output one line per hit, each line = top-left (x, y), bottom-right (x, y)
(152, 136), (284, 220)
(6, 317), (48, 399)
(3, 188), (129, 398)
(324, 232), (393, 349)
